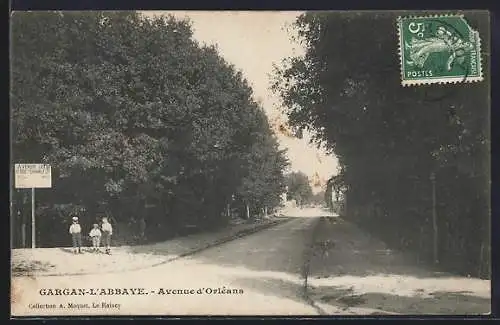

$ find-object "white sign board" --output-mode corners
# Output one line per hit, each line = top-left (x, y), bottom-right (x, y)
(14, 164), (52, 188)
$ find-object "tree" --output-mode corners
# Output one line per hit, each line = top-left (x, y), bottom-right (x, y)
(285, 171), (313, 207)
(11, 11), (288, 246)
(310, 191), (326, 206)
(272, 12), (490, 278)
(235, 106), (289, 218)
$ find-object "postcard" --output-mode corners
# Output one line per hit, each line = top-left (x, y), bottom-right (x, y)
(10, 10), (490, 316)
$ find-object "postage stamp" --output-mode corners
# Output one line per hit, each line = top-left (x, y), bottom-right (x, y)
(397, 14), (483, 86)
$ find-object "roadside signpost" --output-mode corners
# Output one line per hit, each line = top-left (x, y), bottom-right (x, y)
(14, 164), (52, 248)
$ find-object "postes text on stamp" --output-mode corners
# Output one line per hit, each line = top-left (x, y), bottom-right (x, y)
(397, 14), (483, 86)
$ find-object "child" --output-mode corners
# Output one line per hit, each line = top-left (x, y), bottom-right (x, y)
(69, 216), (82, 254)
(89, 223), (102, 252)
(101, 217), (113, 254)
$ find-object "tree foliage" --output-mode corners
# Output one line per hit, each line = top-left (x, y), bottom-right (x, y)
(272, 12), (490, 278)
(11, 11), (288, 246)
(285, 171), (313, 207)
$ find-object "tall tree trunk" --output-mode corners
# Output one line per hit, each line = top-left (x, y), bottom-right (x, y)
(431, 175), (439, 264)
(479, 241), (484, 277)
(21, 223), (26, 248)
(418, 225), (424, 264)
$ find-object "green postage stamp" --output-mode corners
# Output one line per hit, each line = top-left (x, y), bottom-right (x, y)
(398, 14), (483, 86)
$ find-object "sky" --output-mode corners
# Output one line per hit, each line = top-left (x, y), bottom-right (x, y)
(140, 11), (339, 193)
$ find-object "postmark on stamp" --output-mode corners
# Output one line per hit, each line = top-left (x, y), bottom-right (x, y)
(397, 14), (483, 86)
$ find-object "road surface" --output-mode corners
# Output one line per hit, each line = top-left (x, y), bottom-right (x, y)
(11, 208), (490, 316)
(12, 216), (319, 316)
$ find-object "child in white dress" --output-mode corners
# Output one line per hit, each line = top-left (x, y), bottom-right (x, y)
(89, 223), (102, 252)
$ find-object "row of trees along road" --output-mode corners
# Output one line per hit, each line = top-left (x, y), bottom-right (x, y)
(11, 11), (289, 248)
(284, 171), (314, 207)
(272, 12), (490, 279)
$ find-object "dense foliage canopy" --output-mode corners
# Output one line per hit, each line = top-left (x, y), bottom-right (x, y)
(11, 11), (288, 247)
(272, 11), (490, 278)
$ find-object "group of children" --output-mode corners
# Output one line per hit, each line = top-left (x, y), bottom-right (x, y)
(68, 216), (113, 254)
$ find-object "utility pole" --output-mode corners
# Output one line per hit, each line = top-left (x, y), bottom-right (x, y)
(430, 172), (438, 264)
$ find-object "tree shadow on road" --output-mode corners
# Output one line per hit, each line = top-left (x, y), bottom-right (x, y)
(308, 216), (460, 279)
(218, 271), (490, 315)
(59, 247), (97, 254)
(231, 275), (307, 305)
(184, 217), (318, 276)
(126, 219), (292, 259)
(182, 215), (490, 315)
(11, 259), (55, 276)
(189, 215), (455, 279)
(309, 284), (491, 315)
(127, 239), (199, 257)
(59, 247), (75, 254)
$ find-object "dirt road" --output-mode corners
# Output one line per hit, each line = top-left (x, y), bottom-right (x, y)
(11, 208), (490, 316)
